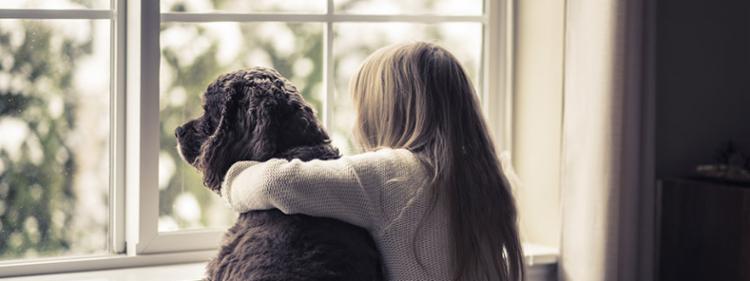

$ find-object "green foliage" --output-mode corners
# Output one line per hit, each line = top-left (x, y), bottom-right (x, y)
(0, 21), (92, 259)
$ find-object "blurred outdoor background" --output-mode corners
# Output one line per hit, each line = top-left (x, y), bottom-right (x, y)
(0, 0), (482, 260)
(0, 0), (111, 261)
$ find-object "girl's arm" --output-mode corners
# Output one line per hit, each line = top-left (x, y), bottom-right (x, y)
(221, 151), (401, 230)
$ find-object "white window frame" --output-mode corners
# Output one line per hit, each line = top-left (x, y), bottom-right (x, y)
(0, 0), (515, 276)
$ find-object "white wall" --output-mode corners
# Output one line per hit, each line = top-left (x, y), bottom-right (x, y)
(512, 0), (566, 248)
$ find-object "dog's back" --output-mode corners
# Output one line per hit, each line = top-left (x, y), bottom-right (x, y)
(208, 211), (382, 281)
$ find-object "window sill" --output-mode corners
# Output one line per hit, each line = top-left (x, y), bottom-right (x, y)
(3, 244), (558, 281)
(524, 243), (559, 266)
(4, 262), (207, 281)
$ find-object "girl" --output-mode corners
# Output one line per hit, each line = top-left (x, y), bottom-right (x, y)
(221, 42), (524, 281)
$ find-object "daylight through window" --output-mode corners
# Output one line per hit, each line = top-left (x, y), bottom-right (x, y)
(157, 0), (485, 232)
(0, 1), (113, 261)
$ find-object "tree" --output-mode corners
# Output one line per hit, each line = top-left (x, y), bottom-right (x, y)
(0, 19), (100, 259)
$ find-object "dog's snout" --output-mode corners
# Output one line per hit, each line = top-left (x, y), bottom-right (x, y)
(175, 126), (185, 138)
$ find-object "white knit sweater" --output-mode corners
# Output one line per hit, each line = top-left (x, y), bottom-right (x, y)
(221, 148), (451, 281)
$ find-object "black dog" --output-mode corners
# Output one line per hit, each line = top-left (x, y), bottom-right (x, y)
(175, 67), (383, 281)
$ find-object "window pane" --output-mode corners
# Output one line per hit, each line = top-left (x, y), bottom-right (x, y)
(159, 22), (324, 231)
(331, 23), (483, 155)
(0, 0), (109, 9)
(162, 0), (325, 13)
(0, 19), (111, 260)
(335, 0), (483, 15)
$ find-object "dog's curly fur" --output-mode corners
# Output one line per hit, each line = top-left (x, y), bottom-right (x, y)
(175, 67), (383, 281)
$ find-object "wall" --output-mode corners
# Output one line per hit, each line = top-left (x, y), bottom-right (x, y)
(656, 0), (750, 179)
(512, 0), (566, 248)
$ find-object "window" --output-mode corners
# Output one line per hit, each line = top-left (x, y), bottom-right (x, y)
(157, 0), (486, 233)
(0, 0), (513, 276)
(0, 1), (115, 261)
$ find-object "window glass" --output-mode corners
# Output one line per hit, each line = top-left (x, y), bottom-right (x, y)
(331, 22), (483, 155)
(162, 0), (326, 14)
(158, 21), (324, 231)
(335, 0), (483, 15)
(0, 19), (111, 260)
(0, 0), (109, 9)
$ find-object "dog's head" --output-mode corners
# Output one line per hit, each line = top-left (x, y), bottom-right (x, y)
(175, 67), (339, 193)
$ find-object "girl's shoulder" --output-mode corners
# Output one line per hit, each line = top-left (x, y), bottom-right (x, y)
(346, 148), (422, 169)
(344, 148), (429, 185)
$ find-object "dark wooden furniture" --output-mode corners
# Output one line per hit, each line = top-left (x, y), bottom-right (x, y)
(658, 178), (750, 281)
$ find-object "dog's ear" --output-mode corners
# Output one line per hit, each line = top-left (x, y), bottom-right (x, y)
(278, 93), (330, 148)
(246, 82), (280, 160)
(195, 80), (280, 192)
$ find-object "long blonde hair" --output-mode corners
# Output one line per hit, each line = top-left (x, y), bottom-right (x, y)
(350, 42), (524, 281)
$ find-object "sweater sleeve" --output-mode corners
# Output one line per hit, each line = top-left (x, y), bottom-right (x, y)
(221, 151), (403, 230)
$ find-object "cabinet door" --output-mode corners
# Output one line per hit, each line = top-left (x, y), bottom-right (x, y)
(741, 193), (750, 281)
(658, 179), (750, 281)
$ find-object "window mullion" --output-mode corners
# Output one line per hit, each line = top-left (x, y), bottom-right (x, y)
(483, 0), (512, 152)
(323, 0), (334, 130)
(125, 0), (161, 255)
(110, 0), (127, 254)
(0, 9), (112, 19)
(159, 13), (486, 23)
